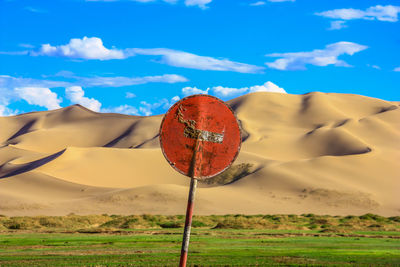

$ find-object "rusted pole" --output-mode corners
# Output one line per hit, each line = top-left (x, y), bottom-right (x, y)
(179, 138), (201, 267)
(179, 177), (197, 267)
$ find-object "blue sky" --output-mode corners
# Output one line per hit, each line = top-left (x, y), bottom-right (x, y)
(1, 0), (399, 116)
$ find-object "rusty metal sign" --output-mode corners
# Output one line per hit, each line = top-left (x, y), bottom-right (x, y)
(159, 94), (241, 267)
(160, 94), (242, 179)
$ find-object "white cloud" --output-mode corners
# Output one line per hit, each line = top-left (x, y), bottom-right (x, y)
(248, 81), (286, 93)
(0, 86), (19, 116)
(182, 86), (209, 96)
(133, 48), (264, 73)
(171, 95), (180, 102)
(0, 74), (187, 90)
(139, 102), (154, 116)
(13, 36), (262, 73)
(76, 74), (188, 87)
(15, 87), (62, 110)
(394, 67), (400, 72)
(0, 51), (29, 56)
(0, 105), (17, 116)
(0, 75), (71, 88)
(103, 96), (181, 116)
(102, 105), (139, 116)
(212, 86), (248, 97)
(184, 0), (212, 9)
(33, 37), (130, 60)
(250, 1), (265, 6)
(328, 20), (347, 30)
(65, 86), (102, 112)
(265, 42), (368, 70)
(367, 64), (381, 70)
(126, 92), (136, 98)
(0, 74), (186, 115)
(139, 96), (179, 115)
(211, 81), (286, 97)
(316, 5), (400, 22)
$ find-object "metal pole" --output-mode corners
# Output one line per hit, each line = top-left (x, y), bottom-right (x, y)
(179, 138), (201, 267)
(179, 177), (197, 267)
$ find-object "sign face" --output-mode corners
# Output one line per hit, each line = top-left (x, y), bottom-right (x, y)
(160, 95), (241, 179)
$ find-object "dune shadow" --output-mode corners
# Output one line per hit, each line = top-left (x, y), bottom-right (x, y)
(237, 120), (250, 142)
(103, 122), (139, 147)
(199, 163), (262, 187)
(0, 149), (66, 179)
(300, 94), (312, 113)
(133, 134), (159, 148)
(376, 105), (398, 114)
(7, 119), (37, 141)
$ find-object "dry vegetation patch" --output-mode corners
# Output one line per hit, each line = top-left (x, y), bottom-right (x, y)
(0, 214), (399, 234)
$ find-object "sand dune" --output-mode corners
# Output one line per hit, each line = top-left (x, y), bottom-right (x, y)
(0, 92), (399, 216)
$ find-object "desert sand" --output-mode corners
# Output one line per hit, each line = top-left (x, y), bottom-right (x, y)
(0, 92), (399, 216)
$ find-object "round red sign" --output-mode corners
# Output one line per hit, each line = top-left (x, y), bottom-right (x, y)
(160, 95), (241, 179)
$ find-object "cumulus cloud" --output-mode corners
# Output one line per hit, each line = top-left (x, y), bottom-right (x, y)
(102, 105), (139, 116)
(0, 88), (18, 116)
(0, 105), (17, 116)
(139, 96), (180, 116)
(0, 74), (187, 115)
(212, 81), (286, 97)
(265, 41), (368, 70)
(10, 36), (262, 73)
(182, 86), (209, 96)
(65, 86), (102, 112)
(133, 48), (264, 73)
(171, 95), (180, 103)
(182, 81), (286, 98)
(316, 5), (400, 23)
(33, 37), (130, 60)
(249, 81), (286, 93)
(0, 76), (63, 113)
(212, 86), (248, 97)
(184, 0), (212, 9)
(103, 96), (180, 116)
(15, 87), (62, 110)
(328, 20), (347, 30)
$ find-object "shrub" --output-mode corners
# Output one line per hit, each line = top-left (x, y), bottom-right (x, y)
(388, 216), (400, 222)
(199, 163), (254, 185)
(191, 221), (207, 228)
(359, 213), (385, 222)
(308, 224), (318, 229)
(312, 219), (329, 225)
(159, 222), (182, 228)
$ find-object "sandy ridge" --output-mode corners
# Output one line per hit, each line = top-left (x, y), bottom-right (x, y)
(0, 92), (399, 216)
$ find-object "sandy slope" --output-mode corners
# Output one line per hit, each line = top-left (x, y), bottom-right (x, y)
(0, 92), (399, 216)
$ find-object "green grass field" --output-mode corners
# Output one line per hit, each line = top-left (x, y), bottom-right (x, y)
(0, 214), (399, 266)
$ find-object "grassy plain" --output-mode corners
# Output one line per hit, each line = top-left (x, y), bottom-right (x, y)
(0, 214), (399, 266)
